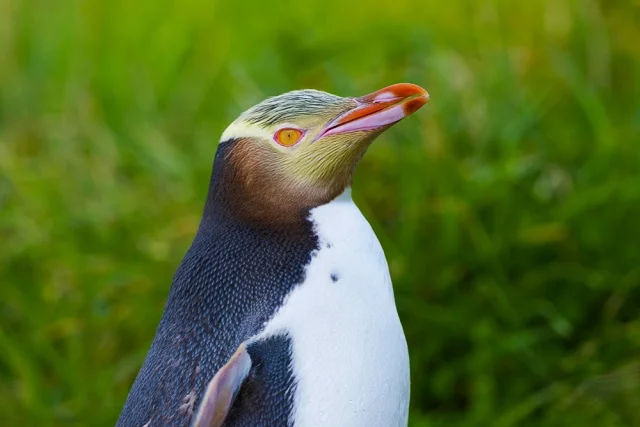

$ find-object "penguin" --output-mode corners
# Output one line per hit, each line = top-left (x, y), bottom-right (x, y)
(116, 83), (429, 427)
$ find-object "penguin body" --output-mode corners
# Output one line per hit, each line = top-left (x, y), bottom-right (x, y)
(117, 84), (428, 427)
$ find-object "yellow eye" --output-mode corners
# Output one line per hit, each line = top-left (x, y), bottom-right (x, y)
(274, 128), (304, 147)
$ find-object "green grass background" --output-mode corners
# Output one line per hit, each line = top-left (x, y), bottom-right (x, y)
(1, 0), (640, 425)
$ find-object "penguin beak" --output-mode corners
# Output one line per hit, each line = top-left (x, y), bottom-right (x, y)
(316, 83), (429, 140)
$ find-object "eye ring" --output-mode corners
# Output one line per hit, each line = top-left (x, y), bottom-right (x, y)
(274, 128), (305, 147)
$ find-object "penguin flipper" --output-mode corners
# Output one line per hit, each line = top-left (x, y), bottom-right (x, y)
(192, 343), (252, 427)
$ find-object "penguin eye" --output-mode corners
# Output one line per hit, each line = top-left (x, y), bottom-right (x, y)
(274, 128), (304, 147)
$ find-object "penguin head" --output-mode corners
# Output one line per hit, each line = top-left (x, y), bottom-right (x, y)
(212, 83), (429, 225)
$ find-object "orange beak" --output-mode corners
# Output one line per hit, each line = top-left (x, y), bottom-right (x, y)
(317, 83), (429, 139)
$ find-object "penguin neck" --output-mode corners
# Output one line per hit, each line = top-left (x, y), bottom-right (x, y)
(200, 139), (349, 235)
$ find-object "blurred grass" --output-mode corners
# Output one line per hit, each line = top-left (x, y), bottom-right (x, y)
(1, 0), (640, 425)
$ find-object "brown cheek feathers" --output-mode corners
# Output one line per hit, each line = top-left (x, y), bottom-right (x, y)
(218, 138), (350, 227)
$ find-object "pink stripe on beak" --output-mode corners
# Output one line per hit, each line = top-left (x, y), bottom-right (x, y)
(318, 83), (429, 139)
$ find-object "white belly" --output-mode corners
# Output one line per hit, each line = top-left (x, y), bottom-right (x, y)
(253, 190), (410, 427)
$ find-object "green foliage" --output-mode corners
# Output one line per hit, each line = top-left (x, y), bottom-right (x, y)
(1, 0), (639, 425)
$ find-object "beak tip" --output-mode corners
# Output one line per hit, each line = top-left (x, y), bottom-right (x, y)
(359, 82), (429, 105)
(383, 83), (429, 118)
(403, 96), (429, 116)
(385, 82), (428, 99)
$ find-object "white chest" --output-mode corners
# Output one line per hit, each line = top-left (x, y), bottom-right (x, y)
(254, 191), (410, 427)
